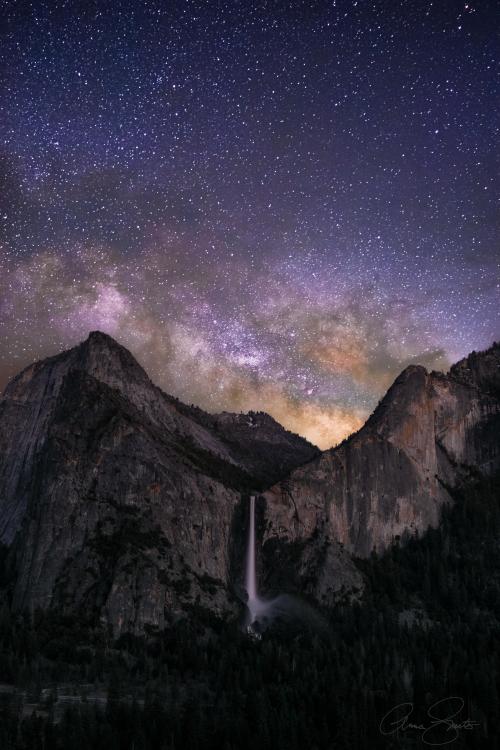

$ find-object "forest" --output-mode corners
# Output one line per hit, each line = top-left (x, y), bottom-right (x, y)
(0, 474), (499, 749)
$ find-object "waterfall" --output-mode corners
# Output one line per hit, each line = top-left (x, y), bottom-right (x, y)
(245, 495), (263, 625)
(245, 496), (257, 601)
(243, 496), (325, 634)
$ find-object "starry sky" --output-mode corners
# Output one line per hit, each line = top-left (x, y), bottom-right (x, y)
(0, 0), (498, 448)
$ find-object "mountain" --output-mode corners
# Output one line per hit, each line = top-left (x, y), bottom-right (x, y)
(0, 332), (318, 633)
(262, 343), (500, 606)
(0, 333), (498, 634)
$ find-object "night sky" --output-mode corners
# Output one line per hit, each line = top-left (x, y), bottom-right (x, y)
(0, 0), (498, 448)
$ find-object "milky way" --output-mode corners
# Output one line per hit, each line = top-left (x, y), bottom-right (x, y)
(0, 1), (498, 448)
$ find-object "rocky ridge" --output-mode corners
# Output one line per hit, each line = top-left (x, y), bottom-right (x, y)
(261, 344), (500, 606)
(0, 332), (317, 633)
(0, 334), (498, 632)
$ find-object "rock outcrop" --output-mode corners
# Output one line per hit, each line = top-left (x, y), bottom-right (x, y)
(262, 344), (500, 606)
(0, 333), (498, 631)
(0, 332), (317, 633)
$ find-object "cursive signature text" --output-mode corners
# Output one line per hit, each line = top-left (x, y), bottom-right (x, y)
(379, 697), (480, 746)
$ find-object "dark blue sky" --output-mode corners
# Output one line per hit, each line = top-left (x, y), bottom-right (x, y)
(0, 0), (498, 447)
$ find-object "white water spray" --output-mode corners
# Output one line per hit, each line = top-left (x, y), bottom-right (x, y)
(245, 496), (257, 602)
(243, 496), (327, 633)
(245, 496), (267, 625)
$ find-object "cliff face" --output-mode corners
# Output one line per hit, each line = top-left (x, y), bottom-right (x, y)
(0, 332), (317, 633)
(262, 346), (500, 605)
(0, 334), (498, 632)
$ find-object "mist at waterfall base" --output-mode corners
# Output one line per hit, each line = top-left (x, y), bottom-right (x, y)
(244, 497), (326, 633)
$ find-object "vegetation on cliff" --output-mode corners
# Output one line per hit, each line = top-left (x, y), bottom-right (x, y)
(0, 475), (498, 749)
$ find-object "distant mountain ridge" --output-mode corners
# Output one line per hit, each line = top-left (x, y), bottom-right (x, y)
(0, 333), (498, 633)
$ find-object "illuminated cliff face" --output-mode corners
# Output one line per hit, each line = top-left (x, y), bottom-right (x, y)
(263, 347), (500, 582)
(0, 332), (318, 633)
(0, 335), (498, 634)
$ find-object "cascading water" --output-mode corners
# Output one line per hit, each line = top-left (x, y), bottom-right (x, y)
(245, 496), (257, 603)
(243, 496), (325, 633)
(244, 496), (266, 626)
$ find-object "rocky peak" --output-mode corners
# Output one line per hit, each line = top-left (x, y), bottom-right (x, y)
(0, 333), (322, 632)
(263, 341), (500, 583)
(363, 364), (430, 438)
(0, 331), (317, 545)
(75, 331), (153, 390)
(2, 330), (150, 406)
(1, 334), (498, 633)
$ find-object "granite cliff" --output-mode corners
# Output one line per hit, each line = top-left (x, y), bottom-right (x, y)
(0, 334), (498, 633)
(0, 332), (317, 633)
(262, 343), (500, 606)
